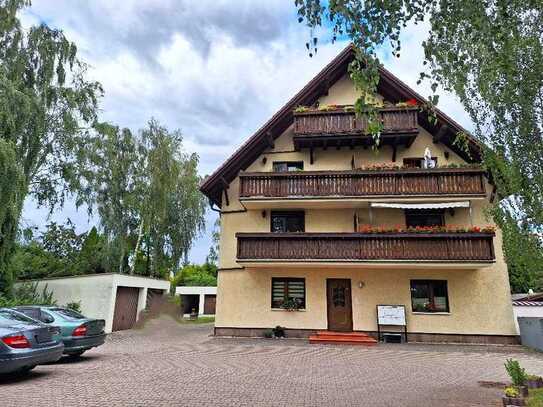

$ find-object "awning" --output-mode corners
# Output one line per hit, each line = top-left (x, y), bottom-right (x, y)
(370, 201), (470, 209)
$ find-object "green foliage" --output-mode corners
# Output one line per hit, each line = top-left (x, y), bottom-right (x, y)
(263, 329), (273, 338)
(505, 359), (528, 387)
(8, 221), (109, 281)
(84, 120), (206, 278)
(527, 388), (543, 407)
(0, 0), (102, 295)
(65, 301), (82, 313)
(0, 282), (56, 307)
(497, 215), (543, 293)
(295, 0), (543, 293)
(171, 263), (217, 291)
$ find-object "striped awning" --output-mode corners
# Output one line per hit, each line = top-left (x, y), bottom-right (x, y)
(370, 201), (471, 210)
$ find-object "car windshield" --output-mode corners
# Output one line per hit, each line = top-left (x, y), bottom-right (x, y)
(50, 308), (85, 319)
(0, 309), (36, 325)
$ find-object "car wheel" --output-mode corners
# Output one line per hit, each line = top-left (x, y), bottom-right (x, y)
(18, 365), (36, 374)
(67, 350), (86, 357)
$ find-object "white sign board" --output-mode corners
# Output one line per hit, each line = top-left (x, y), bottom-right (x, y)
(377, 305), (406, 326)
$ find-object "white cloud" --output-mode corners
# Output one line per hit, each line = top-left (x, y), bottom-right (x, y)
(20, 2), (474, 263)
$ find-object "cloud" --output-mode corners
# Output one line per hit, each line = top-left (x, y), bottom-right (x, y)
(19, 2), (474, 263)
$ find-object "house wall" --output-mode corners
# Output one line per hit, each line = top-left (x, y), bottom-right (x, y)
(16, 274), (169, 333)
(215, 74), (517, 341)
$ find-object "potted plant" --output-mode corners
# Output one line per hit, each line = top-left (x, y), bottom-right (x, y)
(263, 329), (274, 339)
(526, 374), (543, 389)
(272, 325), (285, 338)
(505, 359), (529, 397)
(280, 298), (301, 311)
(502, 386), (525, 406)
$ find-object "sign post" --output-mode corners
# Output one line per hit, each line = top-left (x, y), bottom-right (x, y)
(376, 305), (408, 343)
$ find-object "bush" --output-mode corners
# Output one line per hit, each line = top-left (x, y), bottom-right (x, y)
(505, 358), (528, 387)
(0, 282), (56, 307)
(65, 301), (82, 313)
(263, 329), (274, 338)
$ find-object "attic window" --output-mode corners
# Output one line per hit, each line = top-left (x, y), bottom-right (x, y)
(403, 157), (438, 168)
(273, 161), (304, 172)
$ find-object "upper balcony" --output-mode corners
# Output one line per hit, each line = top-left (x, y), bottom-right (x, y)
(239, 167), (487, 207)
(292, 106), (419, 149)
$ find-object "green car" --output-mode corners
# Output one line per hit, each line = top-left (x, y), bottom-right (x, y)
(13, 306), (106, 357)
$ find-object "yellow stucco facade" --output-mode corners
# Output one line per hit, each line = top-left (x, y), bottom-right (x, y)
(213, 73), (517, 341)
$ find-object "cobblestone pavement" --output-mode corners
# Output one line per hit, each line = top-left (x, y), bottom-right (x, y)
(1, 316), (542, 407)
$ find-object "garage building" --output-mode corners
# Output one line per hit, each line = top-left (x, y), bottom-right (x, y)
(16, 273), (170, 333)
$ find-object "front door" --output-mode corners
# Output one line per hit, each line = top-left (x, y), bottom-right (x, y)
(326, 279), (353, 332)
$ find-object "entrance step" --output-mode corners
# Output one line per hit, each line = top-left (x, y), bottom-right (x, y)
(309, 331), (378, 346)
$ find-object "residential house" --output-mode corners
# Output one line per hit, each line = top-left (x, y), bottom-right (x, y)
(200, 45), (518, 344)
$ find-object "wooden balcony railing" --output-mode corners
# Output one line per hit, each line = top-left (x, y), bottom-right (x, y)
(236, 232), (495, 262)
(239, 168), (487, 199)
(293, 107), (418, 136)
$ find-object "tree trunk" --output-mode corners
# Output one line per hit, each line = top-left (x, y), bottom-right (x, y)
(130, 220), (144, 275)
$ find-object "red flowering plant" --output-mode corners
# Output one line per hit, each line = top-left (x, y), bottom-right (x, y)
(356, 224), (495, 234)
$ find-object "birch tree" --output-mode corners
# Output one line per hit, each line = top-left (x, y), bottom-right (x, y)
(0, 0), (102, 294)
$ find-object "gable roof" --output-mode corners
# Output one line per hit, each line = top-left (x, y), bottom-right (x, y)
(201, 44), (483, 207)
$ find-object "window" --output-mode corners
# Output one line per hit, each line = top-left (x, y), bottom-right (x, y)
(271, 211), (305, 233)
(403, 157), (438, 168)
(405, 209), (445, 227)
(410, 280), (449, 312)
(273, 161), (304, 172)
(272, 278), (306, 309)
(0, 309), (36, 325)
(51, 308), (85, 319)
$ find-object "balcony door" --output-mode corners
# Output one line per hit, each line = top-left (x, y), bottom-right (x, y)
(326, 279), (353, 332)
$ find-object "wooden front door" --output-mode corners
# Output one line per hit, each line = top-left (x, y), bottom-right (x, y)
(326, 279), (353, 332)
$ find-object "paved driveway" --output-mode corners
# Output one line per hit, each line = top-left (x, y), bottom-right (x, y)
(1, 316), (542, 406)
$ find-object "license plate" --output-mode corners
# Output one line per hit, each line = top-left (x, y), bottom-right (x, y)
(35, 331), (51, 343)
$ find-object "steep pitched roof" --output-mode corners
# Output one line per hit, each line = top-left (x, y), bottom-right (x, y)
(201, 45), (483, 207)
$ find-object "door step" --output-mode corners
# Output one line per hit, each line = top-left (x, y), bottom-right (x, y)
(309, 331), (378, 346)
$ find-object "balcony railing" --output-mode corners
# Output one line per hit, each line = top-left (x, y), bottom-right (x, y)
(239, 167), (487, 199)
(293, 106), (418, 136)
(236, 232), (495, 262)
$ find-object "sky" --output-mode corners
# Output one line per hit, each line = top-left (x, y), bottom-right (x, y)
(19, 0), (473, 264)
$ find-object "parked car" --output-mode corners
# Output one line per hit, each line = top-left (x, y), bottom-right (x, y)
(0, 308), (64, 375)
(14, 306), (106, 357)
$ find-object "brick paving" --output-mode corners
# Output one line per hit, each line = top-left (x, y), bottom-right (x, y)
(1, 316), (542, 406)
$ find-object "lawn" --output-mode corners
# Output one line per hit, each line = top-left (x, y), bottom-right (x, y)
(178, 316), (215, 324)
(527, 388), (543, 407)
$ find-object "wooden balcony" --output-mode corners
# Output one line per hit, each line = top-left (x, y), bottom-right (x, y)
(292, 106), (419, 149)
(236, 232), (495, 263)
(239, 167), (487, 199)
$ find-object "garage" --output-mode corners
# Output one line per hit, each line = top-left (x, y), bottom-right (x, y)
(112, 286), (140, 331)
(204, 294), (216, 315)
(146, 288), (166, 313)
(176, 286), (217, 316)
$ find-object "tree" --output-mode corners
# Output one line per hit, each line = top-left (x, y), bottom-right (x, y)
(86, 120), (206, 278)
(86, 123), (142, 274)
(172, 263), (218, 288)
(0, 1), (102, 294)
(295, 0), (543, 289)
(136, 120), (206, 278)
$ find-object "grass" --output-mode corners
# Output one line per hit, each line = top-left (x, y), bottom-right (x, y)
(178, 316), (215, 324)
(527, 388), (543, 407)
